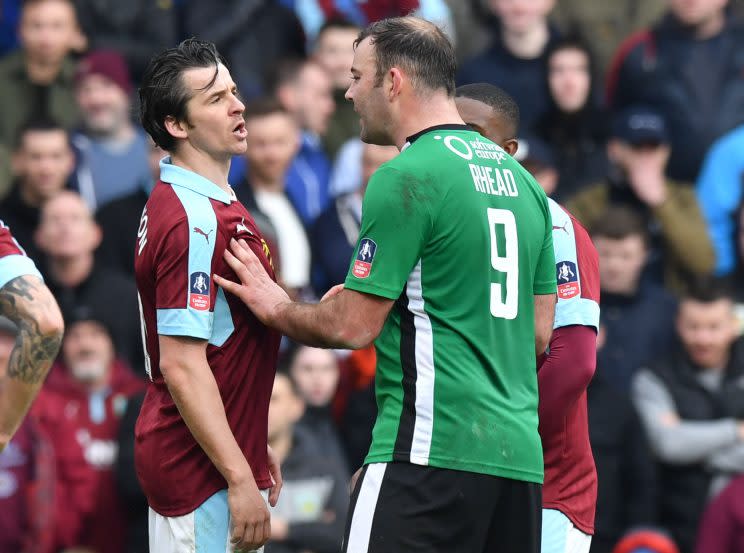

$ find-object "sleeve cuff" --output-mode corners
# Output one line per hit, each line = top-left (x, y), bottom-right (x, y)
(0, 255), (42, 289)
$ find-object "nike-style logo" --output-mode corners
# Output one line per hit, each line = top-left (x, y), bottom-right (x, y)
(236, 217), (253, 235)
(552, 222), (570, 235)
(193, 227), (213, 244)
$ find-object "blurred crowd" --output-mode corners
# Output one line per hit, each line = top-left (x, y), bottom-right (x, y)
(1, 1), (744, 553)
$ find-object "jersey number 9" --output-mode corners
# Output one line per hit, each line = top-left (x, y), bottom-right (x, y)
(487, 208), (518, 320)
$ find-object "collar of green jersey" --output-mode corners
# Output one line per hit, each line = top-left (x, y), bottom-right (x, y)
(405, 124), (471, 146)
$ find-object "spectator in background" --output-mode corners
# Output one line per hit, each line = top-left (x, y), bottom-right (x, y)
(0, 118), (75, 263)
(265, 370), (348, 553)
(550, 0), (665, 77)
(457, 0), (558, 133)
(535, 36), (608, 202)
(288, 345), (348, 475)
(632, 279), (744, 553)
(313, 18), (361, 160)
(274, 58), (335, 226)
(311, 143), (397, 296)
(734, 201), (744, 333)
(696, 123), (744, 276)
(567, 106), (715, 293)
(0, 0), (82, 147)
(72, 51), (151, 210)
(71, 0), (176, 85)
(34, 190), (143, 370)
(238, 99), (310, 299)
(0, 317), (55, 553)
(33, 310), (144, 553)
(95, 140), (163, 277)
(589, 325), (658, 553)
(183, 0), (305, 98)
(607, 0), (744, 182)
(591, 207), (677, 393)
(695, 474), (744, 553)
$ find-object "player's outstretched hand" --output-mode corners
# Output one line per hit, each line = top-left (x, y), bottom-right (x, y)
(214, 239), (290, 326)
(267, 445), (283, 507)
(228, 476), (271, 552)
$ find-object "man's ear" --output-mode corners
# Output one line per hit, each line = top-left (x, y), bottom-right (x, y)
(388, 67), (404, 100)
(164, 115), (189, 141)
(503, 139), (519, 157)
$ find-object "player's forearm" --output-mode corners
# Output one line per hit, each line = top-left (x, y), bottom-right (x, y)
(537, 325), (596, 435)
(162, 355), (254, 486)
(0, 276), (63, 451)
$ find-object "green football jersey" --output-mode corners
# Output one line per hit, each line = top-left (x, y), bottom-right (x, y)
(344, 125), (557, 483)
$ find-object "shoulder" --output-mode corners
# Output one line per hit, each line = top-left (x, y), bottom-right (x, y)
(0, 51), (23, 75)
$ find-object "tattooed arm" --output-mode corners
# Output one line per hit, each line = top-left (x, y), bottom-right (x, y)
(0, 275), (64, 452)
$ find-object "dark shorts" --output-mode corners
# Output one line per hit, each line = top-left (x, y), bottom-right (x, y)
(342, 462), (542, 553)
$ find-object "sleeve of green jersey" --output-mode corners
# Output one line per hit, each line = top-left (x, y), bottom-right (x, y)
(534, 196), (558, 295)
(344, 166), (432, 299)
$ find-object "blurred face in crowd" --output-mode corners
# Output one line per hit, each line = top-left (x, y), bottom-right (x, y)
(314, 26), (360, 90)
(594, 234), (647, 295)
(361, 144), (398, 192)
(19, 0), (78, 66)
(267, 373), (304, 442)
(36, 191), (102, 259)
(14, 128), (74, 206)
(281, 62), (335, 136)
(346, 38), (395, 145)
(677, 298), (738, 369)
(243, 111), (300, 186)
(522, 159), (558, 196)
(76, 74), (131, 136)
(289, 346), (339, 408)
(668, 0), (728, 27)
(63, 320), (114, 385)
(548, 47), (591, 114)
(490, 0), (555, 33)
(167, 63), (247, 161)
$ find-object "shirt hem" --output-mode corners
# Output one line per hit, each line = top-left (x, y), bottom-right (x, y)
(364, 452), (544, 484)
(542, 500), (595, 535)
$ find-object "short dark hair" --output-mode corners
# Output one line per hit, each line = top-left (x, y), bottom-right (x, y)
(266, 57), (307, 96)
(354, 16), (456, 96)
(242, 97), (290, 123)
(455, 83), (520, 136)
(682, 275), (734, 304)
(14, 117), (69, 150)
(139, 38), (226, 152)
(590, 205), (649, 246)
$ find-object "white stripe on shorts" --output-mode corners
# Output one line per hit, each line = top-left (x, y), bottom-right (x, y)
(346, 463), (388, 553)
(541, 508), (592, 553)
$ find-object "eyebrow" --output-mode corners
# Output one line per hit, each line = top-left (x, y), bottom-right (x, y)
(204, 83), (238, 101)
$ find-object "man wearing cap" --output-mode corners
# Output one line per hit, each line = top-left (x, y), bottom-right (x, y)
(567, 105), (714, 293)
(72, 50), (151, 210)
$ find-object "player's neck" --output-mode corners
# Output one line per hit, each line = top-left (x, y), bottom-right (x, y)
(394, 97), (465, 150)
(48, 253), (94, 288)
(269, 432), (293, 464)
(501, 21), (550, 59)
(170, 149), (232, 193)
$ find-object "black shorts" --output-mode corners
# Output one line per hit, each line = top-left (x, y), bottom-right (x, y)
(342, 462), (542, 553)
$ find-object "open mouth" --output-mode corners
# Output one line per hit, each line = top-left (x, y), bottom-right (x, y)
(233, 121), (247, 139)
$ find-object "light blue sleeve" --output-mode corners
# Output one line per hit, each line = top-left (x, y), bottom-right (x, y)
(696, 128), (744, 275)
(549, 200), (600, 331)
(155, 187), (217, 340)
(0, 254), (42, 289)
